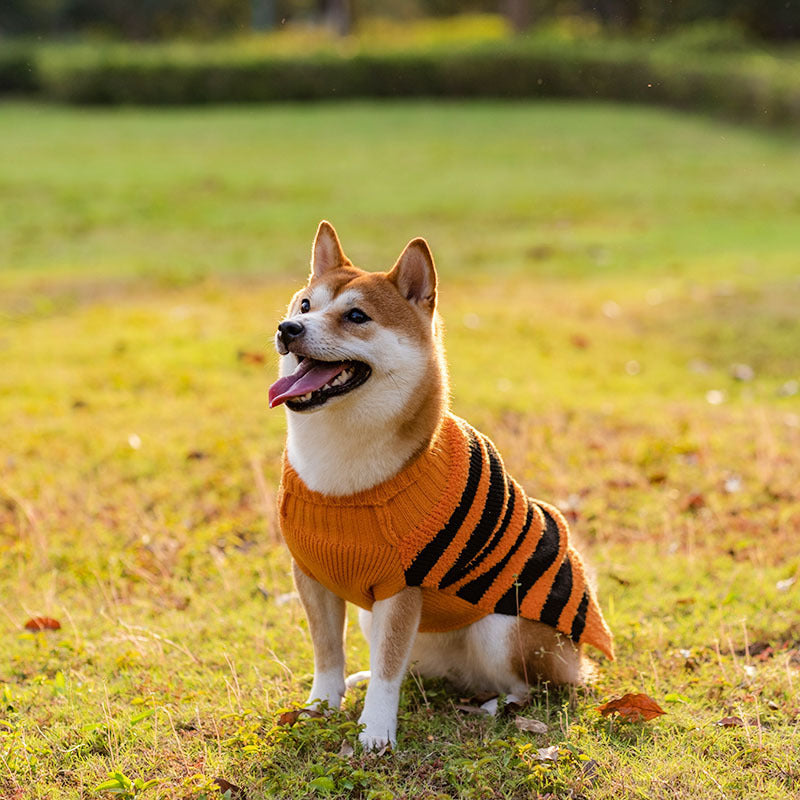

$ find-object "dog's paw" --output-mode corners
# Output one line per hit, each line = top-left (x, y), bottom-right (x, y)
(358, 728), (394, 753)
(306, 678), (345, 712)
(357, 713), (396, 753)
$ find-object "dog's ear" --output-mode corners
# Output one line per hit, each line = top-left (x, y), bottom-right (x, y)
(311, 221), (348, 278)
(388, 238), (437, 313)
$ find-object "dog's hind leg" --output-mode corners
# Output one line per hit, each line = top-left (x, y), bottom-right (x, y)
(293, 561), (347, 710)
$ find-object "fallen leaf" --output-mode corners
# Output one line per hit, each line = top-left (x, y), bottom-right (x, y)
(237, 349), (265, 365)
(536, 745), (559, 761)
(277, 708), (324, 727)
(681, 492), (705, 512)
(186, 450), (208, 461)
(597, 693), (666, 722)
(730, 363), (754, 382)
(503, 697), (530, 715)
(570, 333), (590, 349)
(212, 778), (244, 798)
(716, 716), (744, 728)
(24, 617), (61, 631)
(735, 640), (772, 659)
(514, 717), (548, 734)
(337, 740), (354, 758)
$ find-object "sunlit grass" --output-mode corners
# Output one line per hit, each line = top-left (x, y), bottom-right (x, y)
(1, 101), (799, 798)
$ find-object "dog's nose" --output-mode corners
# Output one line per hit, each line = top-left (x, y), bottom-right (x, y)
(278, 319), (305, 346)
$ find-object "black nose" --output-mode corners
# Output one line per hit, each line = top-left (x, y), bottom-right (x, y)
(278, 319), (305, 346)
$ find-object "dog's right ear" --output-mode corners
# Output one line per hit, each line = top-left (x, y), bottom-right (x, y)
(310, 221), (348, 279)
(388, 238), (437, 314)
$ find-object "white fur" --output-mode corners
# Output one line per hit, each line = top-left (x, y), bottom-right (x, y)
(280, 289), (431, 495)
(361, 610), (532, 698)
(307, 669), (346, 711)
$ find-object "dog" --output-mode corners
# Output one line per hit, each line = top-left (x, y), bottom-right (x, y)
(269, 221), (614, 750)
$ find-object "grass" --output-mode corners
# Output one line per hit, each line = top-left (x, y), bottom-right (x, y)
(1, 100), (799, 799)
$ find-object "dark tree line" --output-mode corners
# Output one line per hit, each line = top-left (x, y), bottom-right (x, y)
(1, 0), (798, 40)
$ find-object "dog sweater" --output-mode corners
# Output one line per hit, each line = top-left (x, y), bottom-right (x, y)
(278, 413), (614, 658)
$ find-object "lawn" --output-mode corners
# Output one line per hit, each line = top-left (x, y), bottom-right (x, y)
(1, 100), (799, 799)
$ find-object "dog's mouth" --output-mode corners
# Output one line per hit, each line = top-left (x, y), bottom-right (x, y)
(268, 356), (371, 411)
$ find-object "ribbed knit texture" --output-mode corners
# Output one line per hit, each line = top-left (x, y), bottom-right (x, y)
(279, 413), (614, 659)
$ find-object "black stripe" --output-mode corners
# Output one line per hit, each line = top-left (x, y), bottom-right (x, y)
(494, 504), (561, 616)
(570, 591), (589, 643)
(438, 435), (507, 589)
(455, 494), (530, 604)
(460, 477), (517, 577)
(404, 429), (483, 586)
(538, 558), (573, 628)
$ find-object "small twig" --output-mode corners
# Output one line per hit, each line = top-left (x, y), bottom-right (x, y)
(115, 619), (202, 664)
(249, 454), (279, 544)
(407, 666), (429, 710)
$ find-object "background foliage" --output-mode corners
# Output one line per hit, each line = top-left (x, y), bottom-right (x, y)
(1, 0), (799, 40)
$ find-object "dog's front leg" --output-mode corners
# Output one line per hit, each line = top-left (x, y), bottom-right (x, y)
(293, 561), (346, 710)
(359, 586), (422, 751)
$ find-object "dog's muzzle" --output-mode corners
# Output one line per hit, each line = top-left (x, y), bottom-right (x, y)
(277, 319), (305, 350)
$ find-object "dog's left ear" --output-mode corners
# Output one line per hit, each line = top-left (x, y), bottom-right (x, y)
(388, 238), (437, 313)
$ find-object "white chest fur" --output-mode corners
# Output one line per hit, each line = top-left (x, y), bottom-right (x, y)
(286, 405), (423, 496)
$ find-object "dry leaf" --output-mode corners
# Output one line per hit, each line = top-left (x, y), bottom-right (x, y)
(503, 697), (530, 715)
(337, 740), (355, 758)
(24, 617), (61, 631)
(681, 492), (705, 512)
(716, 716), (744, 728)
(570, 333), (590, 349)
(277, 708), (324, 727)
(597, 693), (666, 722)
(237, 350), (265, 365)
(514, 717), (548, 734)
(536, 745), (559, 761)
(212, 778), (244, 798)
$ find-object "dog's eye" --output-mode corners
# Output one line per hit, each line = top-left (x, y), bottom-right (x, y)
(300, 299), (310, 313)
(345, 308), (370, 324)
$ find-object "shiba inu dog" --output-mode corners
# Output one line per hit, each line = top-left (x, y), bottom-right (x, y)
(270, 221), (613, 750)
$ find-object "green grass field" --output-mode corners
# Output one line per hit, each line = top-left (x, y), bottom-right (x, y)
(1, 100), (799, 799)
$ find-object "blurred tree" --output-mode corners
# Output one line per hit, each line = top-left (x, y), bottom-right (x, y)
(502, 0), (533, 33)
(0, 0), (798, 40)
(580, 0), (639, 29)
(319, 0), (351, 35)
(252, 0), (277, 30)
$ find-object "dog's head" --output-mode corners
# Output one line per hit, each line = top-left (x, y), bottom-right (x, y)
(269, 221), (444, 421)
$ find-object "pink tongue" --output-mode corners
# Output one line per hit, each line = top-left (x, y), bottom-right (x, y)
(269, 359), (346, 408)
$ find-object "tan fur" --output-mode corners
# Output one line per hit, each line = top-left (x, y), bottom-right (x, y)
(293, 562), (345, 676)
(509, 619), (582, 686)
(377, 587), (423, 681)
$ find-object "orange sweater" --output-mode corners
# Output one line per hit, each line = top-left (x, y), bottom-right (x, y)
(278, 413), (614, 659)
